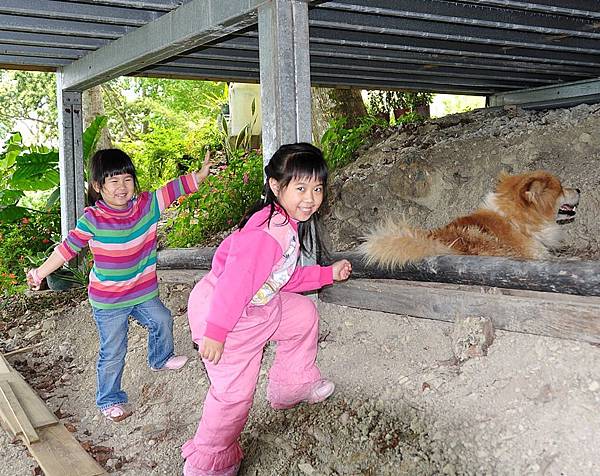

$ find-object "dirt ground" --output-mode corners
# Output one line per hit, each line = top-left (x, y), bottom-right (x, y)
(1, 275), (600, 476)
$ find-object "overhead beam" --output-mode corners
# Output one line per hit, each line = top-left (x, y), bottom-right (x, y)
(60, 0), (270, 91)
(489, 77), (600, 108)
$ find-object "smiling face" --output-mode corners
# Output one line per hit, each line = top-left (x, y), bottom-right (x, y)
(95, 173), (135, 210)
(270, 176), (324, 222)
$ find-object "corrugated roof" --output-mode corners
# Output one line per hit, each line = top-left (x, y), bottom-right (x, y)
(1, 0), (600, 95)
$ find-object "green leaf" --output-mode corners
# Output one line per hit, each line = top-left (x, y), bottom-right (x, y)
(0, 189), (24, 206)
(45, 186), (61, 209)
(0, 205), (29, 222)
(10, 150), (60, 191)
(83, 115), (108, 163)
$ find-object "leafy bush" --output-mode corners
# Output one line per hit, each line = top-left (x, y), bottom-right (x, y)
(165, 150), (263, 247)
(367, 90), (433, 118)
(320, 115), (387, 171)
(0, 211), (60, 296)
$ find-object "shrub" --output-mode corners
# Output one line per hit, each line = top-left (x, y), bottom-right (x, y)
(165, 149), (263, 247)
(320, 115), (387, 171)
(0, 210), (60, 296)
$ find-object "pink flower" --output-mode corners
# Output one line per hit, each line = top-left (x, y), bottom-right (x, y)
(243, 173), (249, 184)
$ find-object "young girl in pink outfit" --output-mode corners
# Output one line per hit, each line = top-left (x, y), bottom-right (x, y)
(182, 142), (352, 476)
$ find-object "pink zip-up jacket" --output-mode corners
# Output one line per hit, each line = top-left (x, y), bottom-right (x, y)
(191, 205), (333, 343)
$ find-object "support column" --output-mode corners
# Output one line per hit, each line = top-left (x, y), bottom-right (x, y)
(258, 0), (315, 269)
(258, 0), (312, 165)
(56, 72), (85, 238)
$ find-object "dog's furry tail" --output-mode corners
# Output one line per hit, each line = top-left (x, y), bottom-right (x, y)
(358, 218), (455, 269)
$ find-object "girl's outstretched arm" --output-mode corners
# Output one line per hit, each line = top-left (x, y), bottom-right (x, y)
(281, 258), (352, 293)
(155, 150), (213, 212)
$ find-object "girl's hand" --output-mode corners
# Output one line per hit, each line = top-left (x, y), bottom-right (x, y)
(332, 259), (352, 282)
(26, 268), (43, 291)
(195, 149), (213, 183)
(200, 336), (224, 364)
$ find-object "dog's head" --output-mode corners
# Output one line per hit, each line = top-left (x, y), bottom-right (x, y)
(493, 171), (580, 227)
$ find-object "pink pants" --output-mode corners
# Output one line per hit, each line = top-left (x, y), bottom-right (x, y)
(182, 273), (321, 471)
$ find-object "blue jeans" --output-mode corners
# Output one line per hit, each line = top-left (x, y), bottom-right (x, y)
(92, 297), (175, 410)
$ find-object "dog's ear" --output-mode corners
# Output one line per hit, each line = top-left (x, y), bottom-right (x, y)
(522, 178), (547, 203)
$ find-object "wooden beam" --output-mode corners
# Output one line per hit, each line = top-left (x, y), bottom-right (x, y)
(327, 251), (600, 297)
(0, 354), (106, 475)
(157, 247), (216, 270)
(0, 355), (57, 429)
(156, 247), (600, 297)
(30, 425), (108, 476)
(319, 279), (600, 344)
(0, 381), (39, 444)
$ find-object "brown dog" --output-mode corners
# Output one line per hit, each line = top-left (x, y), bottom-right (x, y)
(360, 170), (580, 268)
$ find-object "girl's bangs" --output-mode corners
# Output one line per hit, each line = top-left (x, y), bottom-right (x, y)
(288, 154), (328, 183)
(102, 158), (136, 180)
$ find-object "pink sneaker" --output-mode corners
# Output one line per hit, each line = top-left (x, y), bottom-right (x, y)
(269, 379), (335, 410)
(101, 404), (132, 422)
(183, 460), (240, 476)
(151, 355), (188, 372)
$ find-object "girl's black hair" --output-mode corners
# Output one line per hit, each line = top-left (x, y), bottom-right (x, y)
(239, 142), (330, 259)
(87, 149), (140, 205)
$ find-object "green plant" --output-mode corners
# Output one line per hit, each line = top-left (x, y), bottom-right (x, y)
(366, 90), (433, 119)
(0, 116), (107, 221)
(166, 150), (263, 247)
(320, 115), (387, 171)
(0, 210), (60, 296)
(63, 250), (93, 287)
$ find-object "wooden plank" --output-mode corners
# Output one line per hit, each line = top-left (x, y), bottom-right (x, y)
(157, 269), (208, 284)
(0, 381), (20, 436)
(29, 424), (107, 476)
(0, 381), (39, 444)
(320, 279), (600, 344)
(30, 425), (107, 476)
(156, 247), (600, 297)
(0, 356), (57, 429)
(0, 354), (11, 374)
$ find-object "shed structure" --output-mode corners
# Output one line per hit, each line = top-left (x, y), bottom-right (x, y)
(1, 0), (600, 235)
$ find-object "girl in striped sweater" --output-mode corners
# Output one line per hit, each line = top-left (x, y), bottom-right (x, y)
(26, 148), (211, 422)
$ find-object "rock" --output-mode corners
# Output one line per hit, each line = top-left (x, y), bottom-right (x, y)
(24, 329), (42, 340)
(42, 319), (57, 332)
(298, 462), (315, 474)
(588, 381), (600, 392)
(451, 316), (495, 362)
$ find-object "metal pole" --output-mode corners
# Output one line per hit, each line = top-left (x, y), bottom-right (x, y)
(56, 72), (85, 239)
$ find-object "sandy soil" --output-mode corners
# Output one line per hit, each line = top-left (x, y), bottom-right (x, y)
(1, 276), (600, 476)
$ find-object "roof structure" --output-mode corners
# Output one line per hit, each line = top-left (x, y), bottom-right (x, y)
(2, 0), (600, 98)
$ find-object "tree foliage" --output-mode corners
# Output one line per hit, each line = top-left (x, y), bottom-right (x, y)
(0, 70), (57, 142)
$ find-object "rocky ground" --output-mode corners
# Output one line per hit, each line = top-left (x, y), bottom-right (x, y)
(323, 103), (600, 260)
(1, 275), (600, 476)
